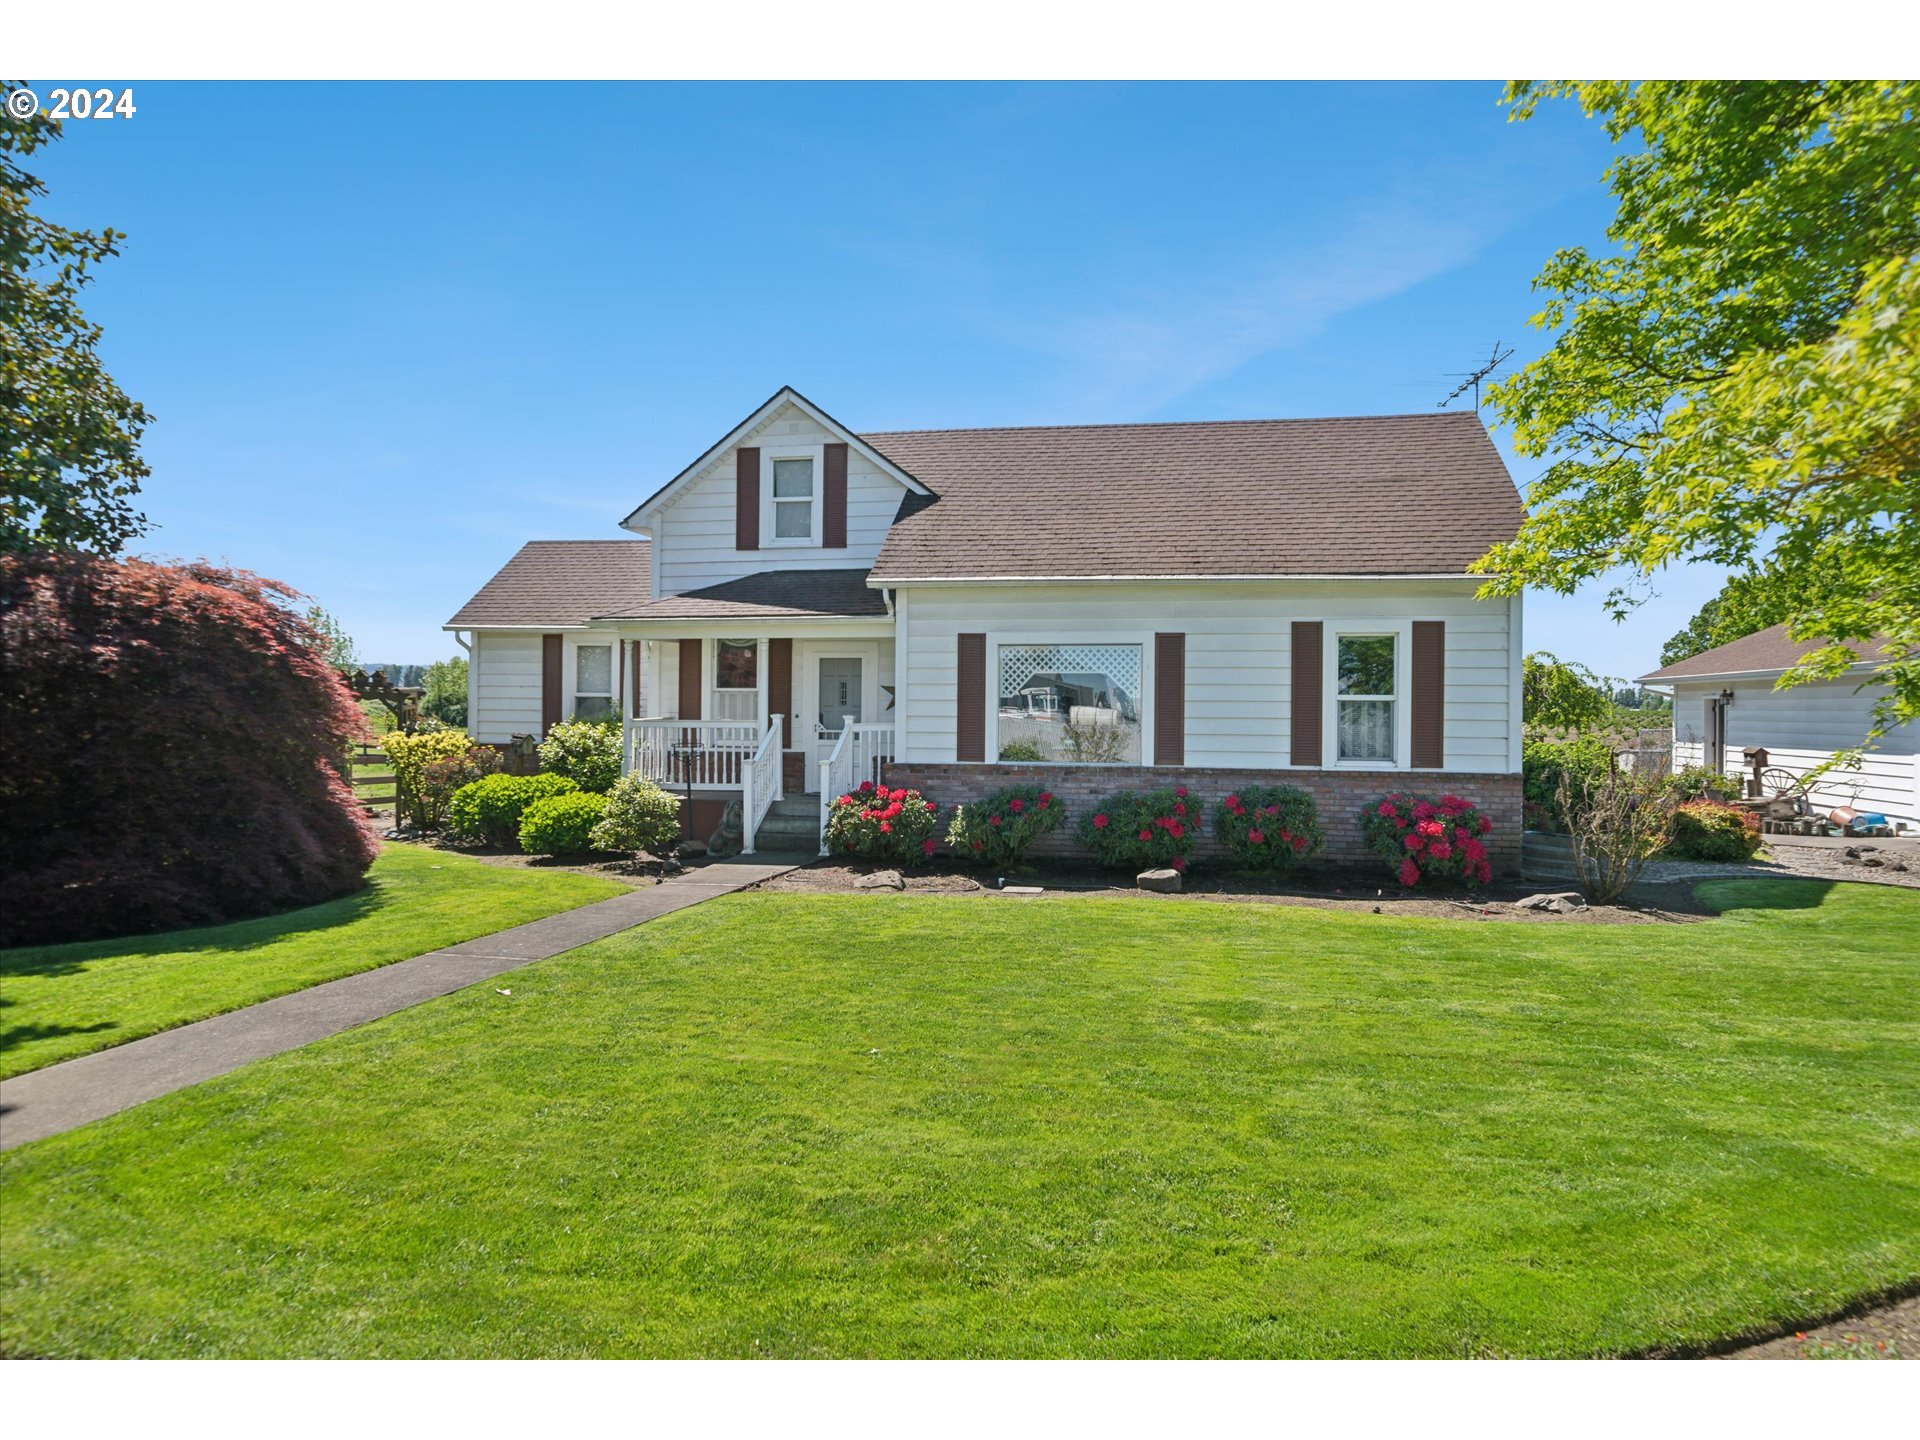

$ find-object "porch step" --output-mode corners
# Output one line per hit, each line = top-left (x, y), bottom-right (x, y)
(766, 795), (823, 819)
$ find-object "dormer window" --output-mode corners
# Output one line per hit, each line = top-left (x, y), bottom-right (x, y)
(770, 455), (816, 543)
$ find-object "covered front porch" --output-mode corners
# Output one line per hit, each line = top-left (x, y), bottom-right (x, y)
(590, 568), (900, 853)
(610, 629), (896, 854)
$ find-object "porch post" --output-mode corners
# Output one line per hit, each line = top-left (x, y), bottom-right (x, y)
(758, 635), (779, 800)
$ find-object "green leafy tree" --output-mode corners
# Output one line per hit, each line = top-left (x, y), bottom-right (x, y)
(1658, 565), (1798, 667)
(1473, 81), (1920, 740)
(302, 605), (358, 671)
(2, 86), (153, 554)
(422, 656), (468, 727)
(1523, 652), (1614, 733)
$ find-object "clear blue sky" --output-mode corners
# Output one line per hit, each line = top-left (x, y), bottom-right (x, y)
(33, 80), (1725, 678)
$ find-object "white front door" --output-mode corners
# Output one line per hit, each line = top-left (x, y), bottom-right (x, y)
(813, 656), (864, 775)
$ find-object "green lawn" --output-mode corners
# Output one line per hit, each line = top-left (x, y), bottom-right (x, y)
(0, 844), (623, 1080)
(2, 878), (1916, 1358)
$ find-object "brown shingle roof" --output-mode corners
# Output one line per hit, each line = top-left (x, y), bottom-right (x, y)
(1639, 623), (1881, 682)
(858, 411), (1524, 582)
(445, 540), (652, 628)
(593, 568), (887, 622)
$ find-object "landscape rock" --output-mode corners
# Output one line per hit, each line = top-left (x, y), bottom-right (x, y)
(673, 839), (708, 860)
(1137, 868), (1182, 894)
(1516, 891), (1587, 912)
(856, 869), (905, 891)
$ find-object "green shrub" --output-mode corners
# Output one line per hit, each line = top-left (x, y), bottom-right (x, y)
(1522, 735), (1615, 832)
(412, 745), (502, 830)
(538, 719), (622, 793)
(1665, 800), (1762, 862)
(1362, 792), (1495, 889)
(1076, 786), (1199, 872)
(589, 773), (684, 857)
(382, 728), (474, 828)
(518, 791), (610, 856)
(1664, 765), (1742, 804)
(996, 740), (1046, 762)
(1212, 784), (1323, 871)
(823, 782), (941, 864)
(946, 784), (1065, 866)
(448, 772), (579, 847)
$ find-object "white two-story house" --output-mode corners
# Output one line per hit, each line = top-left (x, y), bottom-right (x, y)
(446, 387), (1529, 864)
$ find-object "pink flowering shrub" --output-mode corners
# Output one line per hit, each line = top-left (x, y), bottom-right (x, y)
(1362, 792), (1495, 889)
(946, 784), (1065, 867)
(1077, 785), (1200, 872)
(824, 781), (941, 864)
(1212, 784), (1323, 872)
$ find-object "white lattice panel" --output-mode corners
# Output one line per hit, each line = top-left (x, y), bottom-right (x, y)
(998, 644), (1141, 698)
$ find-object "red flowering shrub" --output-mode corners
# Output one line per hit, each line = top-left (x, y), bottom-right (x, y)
(946, 783), (1065, 867)
(0, 553), (378, 945)
(1077, 785), (1200, 871)
(824, 781), (940, 864)
(1361, 792), (1494, 889)
(1212, 784), (1323, 872)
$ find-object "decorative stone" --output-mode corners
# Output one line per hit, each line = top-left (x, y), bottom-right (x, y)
(674, 839), (708, 860)
(1137, 868), (1182, 893)
(856, 870), (905, 890)
(1516, 891), (1586, 912)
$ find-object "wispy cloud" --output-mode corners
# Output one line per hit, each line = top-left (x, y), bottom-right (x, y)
(988, 195), (1512, 420)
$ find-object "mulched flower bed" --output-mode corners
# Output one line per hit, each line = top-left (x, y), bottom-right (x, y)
(755, 857), (1721, 924)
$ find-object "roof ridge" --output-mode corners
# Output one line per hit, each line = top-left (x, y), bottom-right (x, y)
(859, 410), (1482, 439)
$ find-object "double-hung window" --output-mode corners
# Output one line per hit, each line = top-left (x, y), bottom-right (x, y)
(1336, 634), (1396, 763)
(712, 639), (759, 723)
(574, 644), (614, 720)
(771, 457), (815, 541)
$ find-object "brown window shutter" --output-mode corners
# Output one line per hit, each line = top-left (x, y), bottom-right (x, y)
(767, 638), (793, 746)
(1411, 621), (1445, 769)
(1154, 633), (1185, 766)
(823, 442), (848, 548)
(735, 447), (760, 550)
(677, 640), (702, 720)
(1290, 621), (1323, 767)
(541, 634), (564, 732)
(956, 633), (986, 762)
(629, 641), (644, 720)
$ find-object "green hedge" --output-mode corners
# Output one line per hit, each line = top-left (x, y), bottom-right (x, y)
(519, 791), (610, 856)
(448, 773), (580, 848)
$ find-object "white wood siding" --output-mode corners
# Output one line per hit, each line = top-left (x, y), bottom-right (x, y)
(1671, 676), (1918, 822)
(469, 631), (543, 742)
(648, 401), (908, 596)
(897, 580), (1518, 773)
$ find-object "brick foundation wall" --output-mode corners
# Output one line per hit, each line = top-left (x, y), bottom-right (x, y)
(880, 762), (1524, 876)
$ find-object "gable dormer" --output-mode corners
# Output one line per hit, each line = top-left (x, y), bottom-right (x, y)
(621, 387), (929, 601)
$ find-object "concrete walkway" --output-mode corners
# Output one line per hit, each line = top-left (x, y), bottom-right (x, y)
(0, 855), (804, 1151)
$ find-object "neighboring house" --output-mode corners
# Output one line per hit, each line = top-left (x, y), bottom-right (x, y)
(1640, 625), (1917, 828)
(446, 387), (1529, 861)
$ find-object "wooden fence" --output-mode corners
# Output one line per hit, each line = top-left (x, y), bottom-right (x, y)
(349, 742), (399, 816)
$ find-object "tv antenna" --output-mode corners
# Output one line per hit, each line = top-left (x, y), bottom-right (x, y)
(1438, 341), (1514, 409)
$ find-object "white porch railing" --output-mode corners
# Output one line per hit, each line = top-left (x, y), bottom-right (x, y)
(817, 723), (898, 855)
(623, 717), (783, 855)
(624, 719), (759, 789)
(742, 721), (781, 855)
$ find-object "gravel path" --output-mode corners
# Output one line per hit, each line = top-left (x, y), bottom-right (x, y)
(1637, 835), (1920, 889)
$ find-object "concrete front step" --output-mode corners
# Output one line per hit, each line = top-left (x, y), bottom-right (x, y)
(753, 818), (822, 842)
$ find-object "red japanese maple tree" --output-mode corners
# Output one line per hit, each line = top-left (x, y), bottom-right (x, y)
(0, 553), (378, 944)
